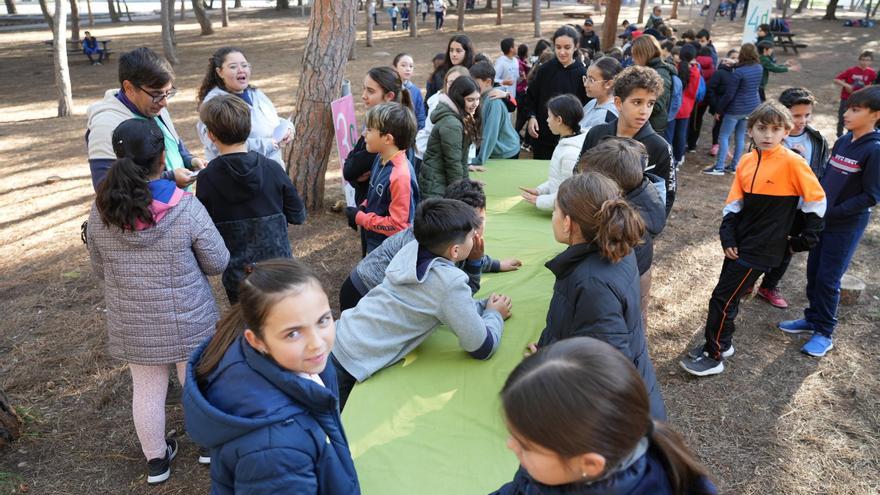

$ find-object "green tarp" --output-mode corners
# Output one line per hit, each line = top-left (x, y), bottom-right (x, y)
(341, 159), (560, 494)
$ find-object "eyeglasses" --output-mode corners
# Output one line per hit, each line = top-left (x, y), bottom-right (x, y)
(582, 75), (604, 84)
(137, 85), (177, 103)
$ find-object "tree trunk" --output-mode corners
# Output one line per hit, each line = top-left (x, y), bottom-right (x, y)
(0, 389), (22, 447)
(86, 0), (94, 26)
(161, 0), (179, 64)
(601, 0), (620, 51)
(192, 0), (214, 34)
(366, 0), (373, 46)
(457, 0), (465, 30)
(782, 0), (792, 16)
(637, 0), (647, 22)
(39, 0), (54, 26)
(486, 0), (492, 8)
(496, 0), (502, 24)
(871, 0), (879, 17)
(703, 0), (722, 29)
(410, 0), (418, 35)
(53, 0), (74, 117)
(180, 0), (185, 19)
(794, 0), (808, 13)
(221, 0), (228, 26)
(234, 0), (241, 7)
(107, 0), (120, 22)
(533, 0), (540, 36)
(670, 0), (679, 18)
(120, 0), (131, 20)
(285, 0), (357, 211)
(4, 0), (17, 15)
(277, 0), (289, 8)
(69, 0), (80, 40)
(823, 0), (839, 17)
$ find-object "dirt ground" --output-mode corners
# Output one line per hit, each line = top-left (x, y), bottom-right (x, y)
(0, 3), (878, 494)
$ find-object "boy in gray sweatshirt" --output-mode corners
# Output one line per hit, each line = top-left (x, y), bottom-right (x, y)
(331, 198), (513, 410)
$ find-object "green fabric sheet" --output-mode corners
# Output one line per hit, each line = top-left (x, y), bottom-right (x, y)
(341, 159), (560, 495)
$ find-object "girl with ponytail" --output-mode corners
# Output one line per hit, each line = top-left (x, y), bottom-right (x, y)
(182, 259), (360, 494)
(527, 172), (667, 420)
(492, 337), (717, 495)
(86, 118), (229, 485)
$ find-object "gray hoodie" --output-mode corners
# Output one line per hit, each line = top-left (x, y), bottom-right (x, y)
(333, 240), (505, 382)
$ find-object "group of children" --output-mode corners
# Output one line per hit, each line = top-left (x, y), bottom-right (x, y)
(83, 23), (880, 493)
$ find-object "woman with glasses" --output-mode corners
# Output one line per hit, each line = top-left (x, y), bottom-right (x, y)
(197, 47), (294, 167)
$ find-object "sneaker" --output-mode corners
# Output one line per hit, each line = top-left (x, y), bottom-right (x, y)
(709, 144), (720, 156)
(687, 147), (697, 153)
(687, 344), (735, 360)
(723, 165), (737, 174)
(680, 353), (725, 376)
(756, 287), (789, 309)
(801, 333), (833, 357)
(147, 439), (178, 485)
(701, 166), (724, 176)
(198, 446), (211, 465)
(778, 318), (815, 335)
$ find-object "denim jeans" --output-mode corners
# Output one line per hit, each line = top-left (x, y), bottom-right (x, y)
(804, 225), (867, 337)
(714, 113), (748, 171)
(670, 117), (689, 162)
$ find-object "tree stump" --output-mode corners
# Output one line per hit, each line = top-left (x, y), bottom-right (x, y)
(0, 388), (22, 447)
(839, 273), (865, 306)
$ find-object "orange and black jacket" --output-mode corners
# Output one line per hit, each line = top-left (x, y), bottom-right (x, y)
(720, 144), (826, 269)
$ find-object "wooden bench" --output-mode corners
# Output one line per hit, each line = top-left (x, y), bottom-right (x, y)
(44, 39), (113, 61)
(772, 31), (807, 55)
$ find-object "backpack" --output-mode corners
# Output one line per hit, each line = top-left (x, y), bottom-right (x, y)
(667, 74), (683, 122)
(695, 75), (707, 103)
(770, 17), (790, 33)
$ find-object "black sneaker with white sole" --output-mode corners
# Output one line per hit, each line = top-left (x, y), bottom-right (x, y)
(147, 438), (178, 485)
(198, 446), (211, 465)
(687, 344), (735, 360)
(680, 353), (725, 377)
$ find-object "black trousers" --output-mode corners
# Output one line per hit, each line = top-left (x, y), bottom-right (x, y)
(703, 258), (764, 360)
(687, 102), (709, 150)
(759, 251), (793, 290)
(331, 354), (358, 411)
(711, 115), (722, 145)
(530, 139), (556, 160)
(339, 275), (364, 313)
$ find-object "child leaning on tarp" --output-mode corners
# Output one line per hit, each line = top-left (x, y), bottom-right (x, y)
(331, 198), (513, 410)
(680, 102), (826, 377)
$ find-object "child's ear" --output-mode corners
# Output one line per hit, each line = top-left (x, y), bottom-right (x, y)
(613, 96), (623, 112)
(206, 129), (218, 144)
(577, 452), (607, 480)
(243, 329), (267, 355)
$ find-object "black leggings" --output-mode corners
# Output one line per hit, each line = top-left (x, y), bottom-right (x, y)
(339, 276), (364, 313)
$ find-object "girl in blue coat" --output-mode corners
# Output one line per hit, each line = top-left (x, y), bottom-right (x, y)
(183, 259), (360, 495)
(492, 337), (717, 495)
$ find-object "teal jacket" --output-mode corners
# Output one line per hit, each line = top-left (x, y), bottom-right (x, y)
(474, 91), (520, 165)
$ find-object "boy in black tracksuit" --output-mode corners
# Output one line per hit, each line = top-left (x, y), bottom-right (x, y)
(680, 102), (826, 377)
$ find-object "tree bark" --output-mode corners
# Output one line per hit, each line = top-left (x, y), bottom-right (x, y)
(107, 0), (120, 22)
(234, 0), (241, 7)
(86, 0), (94, 26)
(782, 0), (792, 16)
(496, 0), (502, 24)
(601, 0), (620, 51)
(192, 0), (214, 34)
(670, 0), (679, 19)
(180, 0), (185, 19)
(120, 0), (131, 20)
(221, 0), (228, 26)
(824, 0), (839, 18)
(39, 0), (54, 26)
(366, 0), (373, 46)
(533, 0), (540, 36)
(637, 0), (647, 22)
(486, 0), (492, 8)
(53, 0), (74, 117)
(285, 0), (357, 211)
(70, 0), (80, 41)
(871, 0), (879, 17)
(4, 0), (17, 15)
(161, 0), (179, 64)
(277, 0), (289, 8)
(457, 0), (465, 31)
(794, 0), (808, 13)
(0, 389), (22, 447)
(410, 0), (418, 36)
(349, 4), (357, 59)
(703, 0), (722, 30)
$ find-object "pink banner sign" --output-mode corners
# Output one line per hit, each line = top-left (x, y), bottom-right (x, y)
(331, 94), (359, 170)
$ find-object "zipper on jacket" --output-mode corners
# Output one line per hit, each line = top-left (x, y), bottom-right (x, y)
(749, 148), (763, 193)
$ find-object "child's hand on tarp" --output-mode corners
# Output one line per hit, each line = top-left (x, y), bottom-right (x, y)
(499, 258), (522, 272)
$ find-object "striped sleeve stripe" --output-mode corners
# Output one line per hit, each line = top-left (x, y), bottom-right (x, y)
(722, 199), (743, 217)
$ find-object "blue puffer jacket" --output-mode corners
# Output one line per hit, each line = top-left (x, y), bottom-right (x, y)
(182, 337), (360, 495)
(717, 63), (763, 117)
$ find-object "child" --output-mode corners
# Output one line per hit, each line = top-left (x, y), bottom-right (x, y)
(86, 118), (229, 484)
(667, 43), (702, 168)
(494, 37), (520, 101)
(390, 2), (399, 31)
(514, 43), (531, 136)
(520, 94), (585, 210)
(401, 3), (410, 30)
(688, 45), (716, 152)
(332, 198), (513, 409)
(580, 19), (601, 54)
(756, 23), (774, 45)
(182, 259), (360, 494)
(82, 30), (105, 65)
(681, 102), (826, 376)
(393, 53), (427, 130)
(492, 337), (717, 495)
(196, 95), (307, 304)
(833, 50), (876, 137)
(417, 65), (470, 164)
(578, 138), (667, 329)
(369, 0), (378, 25)
(696, 29), (718, 66)
(579, 56), (621, 131)
(339, 179), (522, 311)
(345, 102), (419, 254)
(420, 76), (482, 198)
(526, 172), (665, 419)
(707, 49), (739, 157)
(470, 61), (521, 165)
(645, 5), (663, 29)
(779, 86), (880, 357)
(757, 40), (800, 102)
(581, 65), (675, 215)
(745, 88), (830, 309)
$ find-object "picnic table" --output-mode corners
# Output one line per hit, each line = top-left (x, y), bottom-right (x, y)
(341, 159), (557, 494)
(772, 31), (807, 55)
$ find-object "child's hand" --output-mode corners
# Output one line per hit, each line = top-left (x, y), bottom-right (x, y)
(523, 343), (538, 357)
(488, 88), (508, 100)
(468, 233), (485, 261)
(520, 189), (538, 205)
(723, 246), (739, 260)
(173, 167), (197, 188)
(519, 186), (539, 195)
(499, 258), (522, 272)
(357, 170), (371, 182)
(487, 293), (512, 320)
(468, 165), (487, 172)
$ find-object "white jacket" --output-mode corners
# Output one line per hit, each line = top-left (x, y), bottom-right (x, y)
(535, 132), (587, 210)
(197, 86), (293, 166)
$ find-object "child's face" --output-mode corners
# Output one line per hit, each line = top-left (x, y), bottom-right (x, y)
(584, 66), (612, 99)
(748, 121), (789, 150)
(433, 57), (445, 70)
(554, 35), (577, 66)
(787, 103), (813, 135)
(246, 284), (335, 376)
(505, 428), (601, 485)
(698, 36), (710, 46)
(217, 51), (251, 94)
(757, 28), (767, 37)
(449, 41), (467, 66)
(463, 91), (481, 116)
(444, 71), (463, 93)
(546, 109), (568, 136)
(551, 202), (571, 244)
(843, 104), (880, 132)
(858, 56), (873, 69)
(395, 55), (414, 83)
(362, 74), (394, 109)
(762, 47), (773, 57)
(673, 53), (681, 65)
(615, 89), (656, 130)
(653, 7), (661, 15)
(363, 126), (392, 154)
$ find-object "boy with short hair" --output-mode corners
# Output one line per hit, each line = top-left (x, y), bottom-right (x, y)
(332, 198), (514, 409)
(196, 94), (306, 303)
(681, 102), (826, 376)
(757, 40), (800, 102)
(338, 178), (522, 311)
(581, 19), (601, 54)
(696, 29), (718, 66)
(779, 86), (880, 357)
(645, 6), (663, 29)
(833, 50), (876, 137)
(345, 102), (420, 254)
(756, 23), (774, 44)
(494, 38), (519, 101)
(580, 65), (675, 215)
(470, 61), (521, 165)
(390, 2), (399, 31)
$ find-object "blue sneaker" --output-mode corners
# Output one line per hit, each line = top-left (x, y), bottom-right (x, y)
(801, 333), (833, 357)
(778, 318), (815, 335)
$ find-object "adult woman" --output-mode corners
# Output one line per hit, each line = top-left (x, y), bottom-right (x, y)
(523, 26), (589, 159)
(426, 35), (476, 101)
(702, 43), (763, 175)
(631, 35), (677, 135)
(197, 47), (293, 166)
